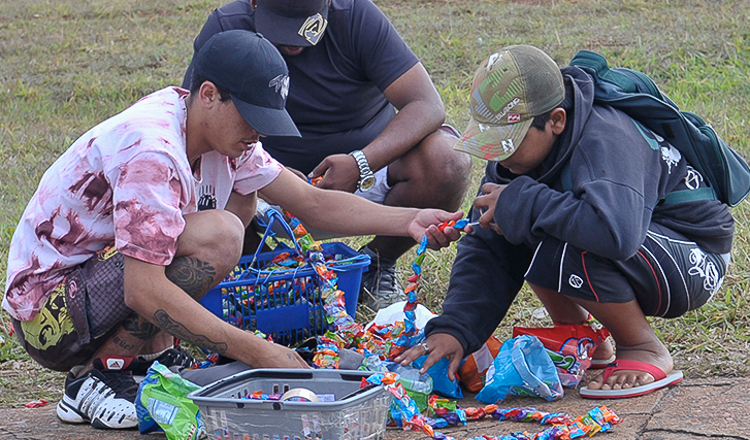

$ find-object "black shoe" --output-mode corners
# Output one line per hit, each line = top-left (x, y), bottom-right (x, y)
(131, 346), (199, 375)
(359, 246), (406, 311)
(56, 359), (138, 429)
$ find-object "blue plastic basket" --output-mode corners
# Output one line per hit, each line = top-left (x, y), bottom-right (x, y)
(199, 210), (370, 345)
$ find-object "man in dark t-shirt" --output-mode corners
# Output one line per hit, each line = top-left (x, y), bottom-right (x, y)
(184, 0), (472, 310)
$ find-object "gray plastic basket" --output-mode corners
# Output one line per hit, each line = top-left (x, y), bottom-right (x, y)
(188, 369), (391, 440)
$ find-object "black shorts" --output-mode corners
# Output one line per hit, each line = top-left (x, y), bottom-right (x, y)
(12, 245), (133, 371)
(524, 223), (730, 318)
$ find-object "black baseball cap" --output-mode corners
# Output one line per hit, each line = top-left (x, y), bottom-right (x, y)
(255, 0), (329, 47)
(194, 30), (300, 137)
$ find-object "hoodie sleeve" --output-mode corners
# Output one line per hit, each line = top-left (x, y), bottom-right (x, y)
(425, 227), (533, 355)
(495, 173), (651, 261)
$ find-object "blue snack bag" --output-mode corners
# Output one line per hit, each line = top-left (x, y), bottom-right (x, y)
(476, 335), (563, 404)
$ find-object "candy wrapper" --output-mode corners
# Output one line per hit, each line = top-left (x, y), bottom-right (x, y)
(513, 323), (610, 387)
(459, 335), (504, 392)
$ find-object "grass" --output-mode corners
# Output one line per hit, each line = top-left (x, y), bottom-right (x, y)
(1, 0), (750, 406)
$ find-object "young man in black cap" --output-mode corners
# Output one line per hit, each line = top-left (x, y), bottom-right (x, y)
(184, 0), (473, 311)
(396, 45), (734, 399)
(4, 30), (464, 430)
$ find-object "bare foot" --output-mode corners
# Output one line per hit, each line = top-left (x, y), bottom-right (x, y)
(591, 337), (615, 363)
(586, 340), (673, 391)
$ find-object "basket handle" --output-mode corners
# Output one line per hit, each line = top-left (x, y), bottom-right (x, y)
(247, 208), (304, 272)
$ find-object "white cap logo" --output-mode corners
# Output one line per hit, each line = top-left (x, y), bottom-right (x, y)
(269, 74), (290, 100)
(298, 13), (328, 45)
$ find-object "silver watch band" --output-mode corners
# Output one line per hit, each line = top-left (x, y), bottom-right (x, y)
(349, 149), (375, 191)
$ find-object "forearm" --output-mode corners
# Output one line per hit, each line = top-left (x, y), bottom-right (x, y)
(364, 63), (445, 171)
(363, 100), (444, 171)
(124, 258), (270, 366)
(263, 168), (418, 237)
(425, 231), (531, 354)
(297, 188), (420, 237)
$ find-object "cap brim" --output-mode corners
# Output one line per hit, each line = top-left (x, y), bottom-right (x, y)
(255, 5), (328, 47)
(453, 118), (532, 161)
(232, 96), (301, 137)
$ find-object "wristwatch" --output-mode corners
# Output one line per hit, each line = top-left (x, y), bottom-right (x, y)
(349, 149), (376, 192)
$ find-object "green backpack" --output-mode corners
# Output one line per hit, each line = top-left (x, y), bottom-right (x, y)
(568, 50), (750, 207)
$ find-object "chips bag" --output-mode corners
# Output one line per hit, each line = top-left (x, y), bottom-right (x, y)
(513, 324), (610, 386)
(458, 335), (503, 392)
(136, 362), (204, 440)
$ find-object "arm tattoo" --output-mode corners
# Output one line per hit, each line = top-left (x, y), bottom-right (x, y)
(165, 256), (217, 300)
(152, 309), (228, 354)
(122, 312), (161, 341)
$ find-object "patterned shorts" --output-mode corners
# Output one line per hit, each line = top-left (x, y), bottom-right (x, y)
(12, 245), (133, 371)
(524, 223), (730, 318)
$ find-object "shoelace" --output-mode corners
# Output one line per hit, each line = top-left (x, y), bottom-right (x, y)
(100, 370), (138, 400)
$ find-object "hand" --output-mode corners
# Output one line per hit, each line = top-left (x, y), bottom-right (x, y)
(394, 333), (465, 381)
(410, 209), (465, 250)
(473, 182), (506, 235)
(252, 340), (310, 369)
(308, 154), (360, 193)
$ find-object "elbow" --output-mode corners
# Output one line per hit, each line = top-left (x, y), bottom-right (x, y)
(599, 238), (641, 261)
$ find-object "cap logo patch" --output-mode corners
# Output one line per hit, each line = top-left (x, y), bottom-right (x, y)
(269, 74), (290, 100)
(489, 78), (523, 113)
(508, 113), (520, 123)
(501, 139), (515, 154)
(298, 13), (328, 45)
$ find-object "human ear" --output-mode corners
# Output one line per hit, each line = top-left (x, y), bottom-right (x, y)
(549, 108), (567, 135)
(250, 0), (258, 10)
(199, 81), (220, 107)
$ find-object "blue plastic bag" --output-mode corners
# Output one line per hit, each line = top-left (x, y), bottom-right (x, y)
(476, 335), (563, 404)
(412, 355), (463, 399)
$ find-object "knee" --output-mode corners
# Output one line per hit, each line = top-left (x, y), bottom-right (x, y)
(417, 130), (473, 193)
(417, 129), (471, 187)
(180, 210), (244, 274)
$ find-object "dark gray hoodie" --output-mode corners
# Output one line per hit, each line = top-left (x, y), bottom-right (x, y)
(425, 66), (734, 355)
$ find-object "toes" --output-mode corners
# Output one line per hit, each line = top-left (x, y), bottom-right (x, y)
(586, 374), (606, 390)
(605, 370), (655, 390)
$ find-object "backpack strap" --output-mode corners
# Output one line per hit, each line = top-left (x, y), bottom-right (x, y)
(569, 50), (639, 93)
(661, 187), (717, 205)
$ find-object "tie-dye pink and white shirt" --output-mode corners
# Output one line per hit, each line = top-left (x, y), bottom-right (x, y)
(3, 87), (283, 321)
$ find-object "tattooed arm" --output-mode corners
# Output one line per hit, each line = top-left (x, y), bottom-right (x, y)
(121, 254), (308, 369)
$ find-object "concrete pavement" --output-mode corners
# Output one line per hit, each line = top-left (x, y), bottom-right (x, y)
(1, 376), (748, 439)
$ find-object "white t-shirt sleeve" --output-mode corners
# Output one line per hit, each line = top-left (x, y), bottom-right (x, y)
(232, 142), (284, 196)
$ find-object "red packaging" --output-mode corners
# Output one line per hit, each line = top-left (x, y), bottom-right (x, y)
(512, 324), (609, 386)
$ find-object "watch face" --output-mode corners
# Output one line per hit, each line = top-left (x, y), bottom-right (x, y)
(360, 175), (376, 191)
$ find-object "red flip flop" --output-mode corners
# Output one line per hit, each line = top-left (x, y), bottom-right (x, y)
(589, 355), (616, 370)
(580, 359), (683, 399)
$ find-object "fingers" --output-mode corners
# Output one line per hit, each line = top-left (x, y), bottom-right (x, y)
(393, 344), (425, 366)
(447, 355), (462, 382)
(308, 161), (328, 180)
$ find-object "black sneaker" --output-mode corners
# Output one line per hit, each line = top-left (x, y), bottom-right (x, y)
(359, 246), (406, 311)
(56, 358), (139, 429)
(130, 346), (199, 375)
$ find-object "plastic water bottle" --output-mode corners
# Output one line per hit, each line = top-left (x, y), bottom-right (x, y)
(387, 363), (433, 394)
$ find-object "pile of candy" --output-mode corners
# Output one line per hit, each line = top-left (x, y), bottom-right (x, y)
(231, 212), (624, 440)
(391, 393), (621, 440)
